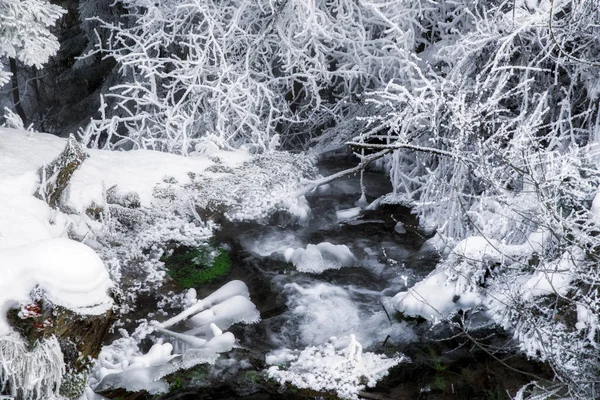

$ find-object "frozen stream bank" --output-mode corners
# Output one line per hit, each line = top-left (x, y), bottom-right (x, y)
(133, 157), (547, 400)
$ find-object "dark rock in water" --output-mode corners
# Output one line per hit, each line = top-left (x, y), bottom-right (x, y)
(35, 135), (87, 210)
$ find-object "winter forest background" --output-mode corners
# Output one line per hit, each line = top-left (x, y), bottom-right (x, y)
(1, 0), (600, 399)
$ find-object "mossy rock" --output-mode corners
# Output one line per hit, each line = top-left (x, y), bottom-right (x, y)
(162, 245), (232, 288)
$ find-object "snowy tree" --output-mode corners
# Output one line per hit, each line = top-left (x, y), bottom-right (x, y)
(0, 0), (65, 123)
(353, 0), (600, 397)
(79, 0), (425, 154)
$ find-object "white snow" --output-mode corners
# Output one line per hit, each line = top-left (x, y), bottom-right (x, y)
(265, 348), (297, 365)
(66, 147), (255, 212)
(0, 129), (72, 248)
(267, 335), (404, 400)
(576, 304), (598, 342)
(522, 251), (576, 298)
(185, 295), (260, 336)
(67, 149), (206, 211)
(91, 281), (259, 394)
(0, 193), (61, 249)
(0, 129), (65, 178)
(284, 242), (356, 273)
(389, 236), (506, 320)
(93, 337), (175, 394)
(278, 195), (312, 225)
(336, 207), (362, 221)
(591, 191), (600, 226)
(158, 280), (255, 328)
(450, 236), (504, 263)
(390, 271), (481, 321)
(0, 238), (113, 335)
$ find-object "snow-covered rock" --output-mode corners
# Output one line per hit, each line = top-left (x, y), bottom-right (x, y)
(284, 242), (356, 273)
(390, 270), (481, 322)
(267, 335), (404, 400)
(0, 238), (113, 335)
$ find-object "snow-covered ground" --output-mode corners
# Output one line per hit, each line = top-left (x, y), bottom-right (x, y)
(0, 129), (115, 332)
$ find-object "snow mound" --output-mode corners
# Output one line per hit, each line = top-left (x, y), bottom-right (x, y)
(267, 335), (404, 400)
(66, 148), (218, 212)
(0, 238), (113, 335)
(389, 271), (481, 322)
(0, 129), (65, 179)
(284, 242), (356, 273)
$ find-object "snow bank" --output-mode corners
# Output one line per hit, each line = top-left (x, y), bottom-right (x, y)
(66, 149), (211, 211)
(0, 129), (65, 180)
(390, 271), (481, 321)
(394, 229), (574, 323)
(284, 242), (356, 273)
(0, 130), (72, 248)
(267, 335), (404, 400)
(0, 193), (62, 249)
(0, 238), (113, 335)
(1, 129), (314, 225)
(390, 236), (503, 320)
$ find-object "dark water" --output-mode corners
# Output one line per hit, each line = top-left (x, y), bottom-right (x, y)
(117, 156), (548, 400)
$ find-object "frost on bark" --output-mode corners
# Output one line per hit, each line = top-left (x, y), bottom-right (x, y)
(5, 301), (116, 399)
(35, 136), (88, 209)
(0, 334), (65, 400)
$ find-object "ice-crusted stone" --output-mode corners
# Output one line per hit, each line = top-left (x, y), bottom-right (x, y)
(267, 335), (405, 400)
(35, 135), (87, 209)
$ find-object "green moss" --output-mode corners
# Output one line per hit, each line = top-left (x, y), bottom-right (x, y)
(163, 245), (232, 288)
(432, 374), (447, 391)
(169, 376), (183, 391)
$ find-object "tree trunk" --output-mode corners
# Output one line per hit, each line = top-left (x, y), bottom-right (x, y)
(9, 57), (27, 126)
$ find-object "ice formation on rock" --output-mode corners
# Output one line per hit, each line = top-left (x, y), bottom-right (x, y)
(91, 281), (260, 394)
(267, 335), (404, 400)
(284, 242), (356, 273)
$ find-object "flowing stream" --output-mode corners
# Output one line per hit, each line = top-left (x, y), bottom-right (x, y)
(149, 156), (544, 400)
(223, 156), (436, 351)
